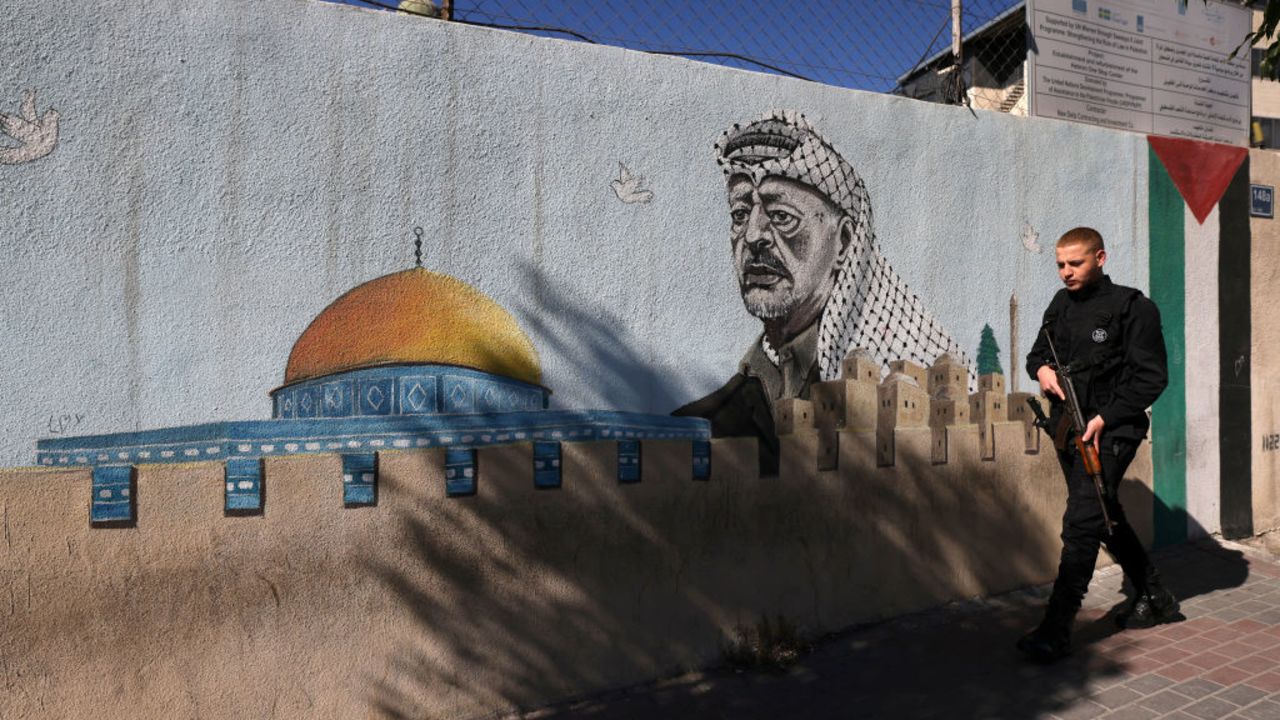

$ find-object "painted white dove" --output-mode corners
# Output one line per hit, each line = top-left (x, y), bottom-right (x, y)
(1020, 221), (1042, 253)
(610, 162), (654, 204)
(0, 89), (59, 165)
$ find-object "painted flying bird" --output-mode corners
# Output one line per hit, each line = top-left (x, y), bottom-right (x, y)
(610, 162), (654, 204)
(1021, 222), (1043, 253)
(0, 89), (59, 165)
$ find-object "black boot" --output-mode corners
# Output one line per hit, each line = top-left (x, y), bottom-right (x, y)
(1017, 602), (1075, 663)
(1116, 570), (1181, 629)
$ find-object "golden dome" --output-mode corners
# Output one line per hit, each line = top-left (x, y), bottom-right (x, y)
(284, 267), (541, 387)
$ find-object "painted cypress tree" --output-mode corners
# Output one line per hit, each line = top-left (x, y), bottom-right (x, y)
(977, 323), (1003, 376)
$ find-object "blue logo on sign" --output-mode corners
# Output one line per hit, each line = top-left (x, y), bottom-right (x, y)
(1252, 184), (1274, 219)
(1137, 15), (1144, 32)
(1073, 0), (1087, 13)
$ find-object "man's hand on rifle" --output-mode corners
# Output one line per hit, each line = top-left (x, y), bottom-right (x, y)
(1036, 365), (1064, 400)
(1081, 415), (1105, 454)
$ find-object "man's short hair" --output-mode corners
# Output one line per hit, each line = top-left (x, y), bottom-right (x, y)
(1057, 227), (1105, 253)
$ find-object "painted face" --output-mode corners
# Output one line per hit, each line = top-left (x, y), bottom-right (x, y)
(1055, 241), (1106, 291)
(728, 175), (846, 321)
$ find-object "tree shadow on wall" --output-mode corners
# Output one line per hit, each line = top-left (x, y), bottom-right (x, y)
(506, 259), (724, 416)
(515, 470), (1252, 720)
(356, 264), (1251, 720)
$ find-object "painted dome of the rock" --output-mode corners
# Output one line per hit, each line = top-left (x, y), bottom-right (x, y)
(284, 267), (541, 386)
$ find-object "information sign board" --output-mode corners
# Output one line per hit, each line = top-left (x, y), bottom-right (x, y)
(1027, 0), (1252, 145)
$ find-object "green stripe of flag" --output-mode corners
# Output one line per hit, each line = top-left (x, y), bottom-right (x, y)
(1148, 145), (1188, 548)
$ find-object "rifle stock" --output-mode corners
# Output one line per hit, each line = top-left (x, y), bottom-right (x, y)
(1037, 325), (1115, 536)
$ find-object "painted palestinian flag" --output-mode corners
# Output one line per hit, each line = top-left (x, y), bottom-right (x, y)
(1146, 137), (1250, 547)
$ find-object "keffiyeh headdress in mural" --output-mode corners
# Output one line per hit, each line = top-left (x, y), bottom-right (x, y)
(715, 110), (974, 386)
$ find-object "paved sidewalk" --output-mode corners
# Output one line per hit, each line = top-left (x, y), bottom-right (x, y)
(517, 538), (1280, 719)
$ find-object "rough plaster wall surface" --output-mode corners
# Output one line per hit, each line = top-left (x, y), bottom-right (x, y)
(0, 430), (1155, 719)
(1184, 204), (1222, 537)
(1251, 150), (1280, 533)
(0, 0), (1146, 467)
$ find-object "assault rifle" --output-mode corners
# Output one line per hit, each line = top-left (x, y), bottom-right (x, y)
(1025, 324), (1115, 536)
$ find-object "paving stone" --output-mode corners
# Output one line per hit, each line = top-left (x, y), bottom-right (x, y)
(1183, 697), (1247, 719)
(1125, 656), (1172, 676)
(1217, 610), (1257, 623)
(1237, 634), (1280, 650)
(1205, 628), (1249, 644)
(1139, 689), (1194, 713)
(1175, 680), (1229, 700)
(1251, 610), (1280, 626)
(1248, 673), (1280, 693)
(1100, 705), (1159, 720)
(1235, 700), (1280, 720)
(1217, 640), (1264, 659)
(1186, 651), (1236, 670)
(1206, 665), (1256, 686)
(1147, 646), (1197, 664)
(1164, 624), (1210, 641)
(1230, 655), (1275, 675)
(1216, 685), (1269, 708)
(1091, 686), (1143, 710)
(1181, 637), (1228, 654)
(1160, 664), (1207, 682)
(1125, 674), (1174, 694)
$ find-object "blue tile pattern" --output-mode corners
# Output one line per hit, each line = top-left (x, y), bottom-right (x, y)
(91, 465), (134, 523)
(358, 377), (395, 416)
(295, 386), (321, 419)
(443, 375), (476, 414)
(618, 440), (641, 483)
(272, 365), (548, 420)
(342, 453), (377, 506)
(693, 440), (711, 480)
(533, 441), (562, 488)
(38, 409), (707, 471)
(398, 376), (437, 415)
(322, 381), (353, 417)
(224, 457), (263, 512)
(445, 448), (477, 496)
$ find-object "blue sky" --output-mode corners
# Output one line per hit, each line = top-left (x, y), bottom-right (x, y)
(320, 0), (1025, 92)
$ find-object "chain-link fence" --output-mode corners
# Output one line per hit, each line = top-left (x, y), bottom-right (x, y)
(331, 0), (1030, 113)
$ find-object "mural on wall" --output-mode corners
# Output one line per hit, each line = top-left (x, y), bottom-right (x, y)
(0, 89), (58, 165)
(674, 111), (972, 469)
(37, 254), (709, 521)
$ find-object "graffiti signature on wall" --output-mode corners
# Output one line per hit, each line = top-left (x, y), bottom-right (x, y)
(1264, 433), (1280, 452)
(0, 90), (59, 166)
(45, 413), (84, 435)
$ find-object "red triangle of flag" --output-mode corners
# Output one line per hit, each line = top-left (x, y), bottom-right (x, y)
(1147, 136), (1247, 225)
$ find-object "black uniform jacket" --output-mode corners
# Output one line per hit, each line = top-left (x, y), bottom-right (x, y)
(1024, 274), (1168, 442)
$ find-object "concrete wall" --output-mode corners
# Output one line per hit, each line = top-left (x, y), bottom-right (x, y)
(0, 0), (1150, 467)
(0, 421), (1154, 719)
(1251, 149), (1280, 533)
(0, 0), (1219, 716)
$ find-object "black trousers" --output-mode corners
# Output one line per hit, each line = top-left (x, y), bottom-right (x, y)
(1048, 437), (1152, 613)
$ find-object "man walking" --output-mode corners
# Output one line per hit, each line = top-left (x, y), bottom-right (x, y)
(1018, 227), (1181, 663)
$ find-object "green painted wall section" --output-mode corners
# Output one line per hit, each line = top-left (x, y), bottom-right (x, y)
(1148, 146), (1188, 548)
